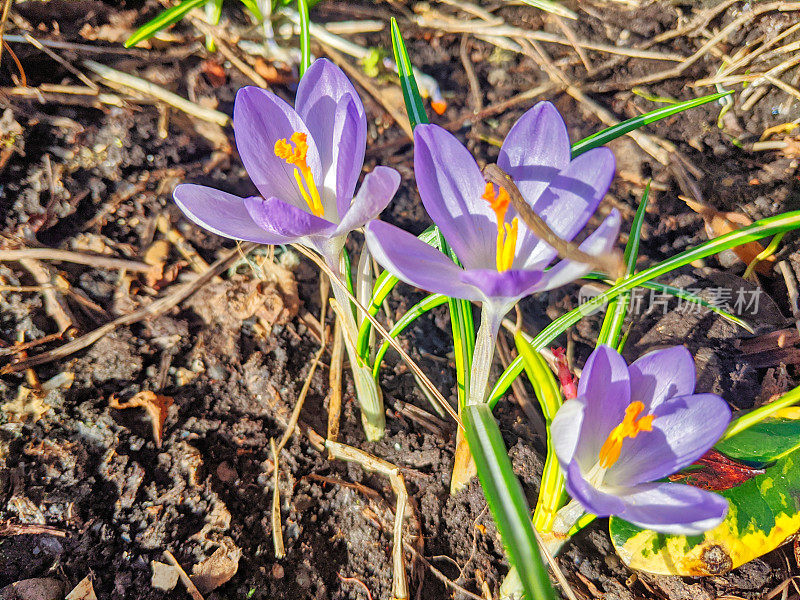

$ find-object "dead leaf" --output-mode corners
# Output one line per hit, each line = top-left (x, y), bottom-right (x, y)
(143, 239), (170, 288)
(253, 59), (292, 85)
(109, 391), (174, 448)
(186, 267), (298, 334)
(0, 578), (64, 600)
(150, 561), (179, 591)
(190, 540), (241, 593)
(65, 576), (97, 600)
(2, 387), (50, 424)
(201, 60), (227, 87)
(682, 197), (774, 275)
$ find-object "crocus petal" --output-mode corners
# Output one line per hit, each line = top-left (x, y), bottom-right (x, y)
(334, 167), (401, 236)
(414, 124), (498, 270)
(608, 393), (731, 487)
(365, 220), (483, 301)
(234, 86), (322, 210)
(459, 268), (543, 302)
(497, 101), (570, 206)
(564, 460), (626, 516)
(629, 346), (696, 410)
(551, 397), (587, 465)
(574, 344), (631, 467)
(534, 209), (621, 288)
(518, 147), (616, 265)
(173, 184), (286, 245)
(296, 59), (367, 216)
(244, 196), (336, 240)
(614, 481), (729, 535)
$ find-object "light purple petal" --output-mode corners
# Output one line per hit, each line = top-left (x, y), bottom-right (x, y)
(173, 184), (286, 245)
(365, 220), (483, 301)
(334, 167), (400, 236)
(564, 460), (626, 516)
(244, 196), (336, 240)
(459, 268), (543, 302)
(330, 97), (367, 217)
(414, 124), (497, 270)
(629, 346), (696, 411)
(574, 344), (631, 468)
(608, 393), (731, 487)
(519, 147), (616, 265)
(497, 101), (570, 207)
(234, 86), (322, 210)
(296, 59), (367, 217)
(535, 209), (621, 289)
(615, 481), (729, 535)
(551, 398), (586, 465)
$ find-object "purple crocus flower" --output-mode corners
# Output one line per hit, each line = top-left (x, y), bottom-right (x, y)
(551, 344), (731, 534)
(172, 58), (400, 267)
(365, 102), (620, 334)
(365, 102), (620, 405)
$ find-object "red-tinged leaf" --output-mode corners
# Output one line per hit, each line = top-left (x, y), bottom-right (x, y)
(668, 449), (764, 491)
(553, 347), (577, 400)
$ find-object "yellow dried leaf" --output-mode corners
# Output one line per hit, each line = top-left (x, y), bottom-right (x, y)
(65, 576), (97, 600)
(682, 197), (774, 275)
(191, 541), (241, 593)
(2, 387), (50, 424)
(109, 391), (174, 448)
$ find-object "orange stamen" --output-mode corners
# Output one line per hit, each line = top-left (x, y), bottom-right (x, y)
(598, 401), (654, 468)
(482, 182), (510, 231)
(273, 131), (324, 217)
(482, 183), (517, 271)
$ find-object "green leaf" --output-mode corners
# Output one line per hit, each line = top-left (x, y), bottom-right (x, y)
(209, 0), (223, 24)
(356, 226), (439, 360)
(390, 17), (428, 130)
(514, 333), (561, 422)
(239, 0), (264, 20)
(716, 412), (800, 464)
(125, 0), (208, 48)
(488, 210), (800, 408)
(371, 294), (448, 379)
(610, 406), (800, 576)
(514, 333), (566, 532)
(721, 385), (800, 444)
(571, 91), (733, 157)
(298, 0), (311, 76)
(518, 0), (577, 19)
(437, 229), (476, 411)
(597, 181), (650, 348)
(463, 404), (556, 600)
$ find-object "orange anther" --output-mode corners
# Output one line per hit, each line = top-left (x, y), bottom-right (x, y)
(598, 401), (654, 468)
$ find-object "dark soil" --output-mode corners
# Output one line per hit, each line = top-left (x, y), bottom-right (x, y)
(2, 1), (800, 599)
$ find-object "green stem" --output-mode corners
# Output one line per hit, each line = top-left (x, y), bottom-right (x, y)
(326, 253), (385, 441)
(467, 308), (503, 406)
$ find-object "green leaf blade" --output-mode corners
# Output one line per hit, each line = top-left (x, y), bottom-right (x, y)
(390, 18), (428, 130)
(125, 0), (208, 48)
(371, 293), (449, 379)
(597, 181), (651, 348)
(298, 0), (312, 76)
(571, 91), (733, 157)
(464, 404), (556, 600)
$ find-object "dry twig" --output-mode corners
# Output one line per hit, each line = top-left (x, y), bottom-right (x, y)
(0, 248), (153, 273)
(2, 243), (256, 373)
(83, 59), (230, 126)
